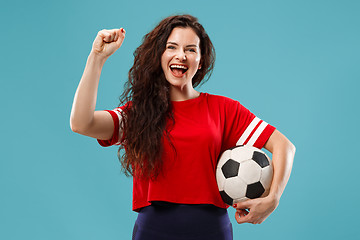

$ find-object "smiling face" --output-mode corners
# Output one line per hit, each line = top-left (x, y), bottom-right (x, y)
(161, 27), (201, 93)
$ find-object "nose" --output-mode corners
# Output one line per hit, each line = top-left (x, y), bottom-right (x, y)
(175, 50), (186, 61)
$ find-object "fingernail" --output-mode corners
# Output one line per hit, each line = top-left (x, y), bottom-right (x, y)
(121, 28), (125, 33)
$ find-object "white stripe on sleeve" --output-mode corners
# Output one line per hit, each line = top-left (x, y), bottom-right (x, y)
(114, 108), (124, 145)
(246, 121), (268, 146)
(236, 117), (261, 145)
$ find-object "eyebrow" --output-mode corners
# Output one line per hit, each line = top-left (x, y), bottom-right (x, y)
(166, 42), (199, 48)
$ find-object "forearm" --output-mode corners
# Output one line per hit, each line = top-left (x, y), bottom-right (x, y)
(268, 138), (295, 202)
(70, 53), (107, 132)
(234, 133), (295, 224)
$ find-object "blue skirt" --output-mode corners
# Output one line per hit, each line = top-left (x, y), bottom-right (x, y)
(132, 202), (233, 240)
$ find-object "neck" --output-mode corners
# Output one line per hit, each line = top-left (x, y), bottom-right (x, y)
(170, 86), (200, 101)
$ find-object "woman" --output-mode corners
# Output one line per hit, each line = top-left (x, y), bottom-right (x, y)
(70, 15), (295, 240)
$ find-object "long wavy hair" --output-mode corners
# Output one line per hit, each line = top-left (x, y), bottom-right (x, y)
(117, 14), (216, 180)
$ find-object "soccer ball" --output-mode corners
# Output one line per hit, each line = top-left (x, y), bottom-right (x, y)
(216, 145), (273, 205)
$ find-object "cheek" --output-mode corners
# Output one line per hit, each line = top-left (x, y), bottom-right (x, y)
(192, 55), (201, 70)
(193, 53), (201, 67)
(161, 55), (169, 71)
(161, 52), (173, 67)
(195, 54), (201, 62)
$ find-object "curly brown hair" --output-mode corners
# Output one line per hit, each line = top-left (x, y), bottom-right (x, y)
(117, 14), (216, 180)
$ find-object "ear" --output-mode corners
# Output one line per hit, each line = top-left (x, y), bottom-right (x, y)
(198, 64), (202, 70)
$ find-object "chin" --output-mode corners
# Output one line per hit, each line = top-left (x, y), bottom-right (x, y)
(168, 78), (189, 88)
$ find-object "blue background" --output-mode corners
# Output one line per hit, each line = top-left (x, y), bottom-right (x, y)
(1, 0), (359, 239)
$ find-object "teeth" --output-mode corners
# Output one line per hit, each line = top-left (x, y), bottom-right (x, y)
(170, 65), (188, 70)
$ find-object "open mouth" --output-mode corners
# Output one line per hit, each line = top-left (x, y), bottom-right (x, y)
(170, 64), (188, 76)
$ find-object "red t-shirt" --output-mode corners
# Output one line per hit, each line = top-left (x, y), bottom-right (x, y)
(97, 93), (276, 212)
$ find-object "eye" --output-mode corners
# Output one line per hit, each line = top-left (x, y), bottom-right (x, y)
(167, 45), (176, 49)
(187, 48), (196, 53)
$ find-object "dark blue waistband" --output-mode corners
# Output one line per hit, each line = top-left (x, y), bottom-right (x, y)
(135, 202), (231, 237)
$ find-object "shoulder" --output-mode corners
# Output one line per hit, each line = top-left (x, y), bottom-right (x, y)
(202, 93), (250, 116)
(115, 101), (132, 111)
(202, 92), (240, 106)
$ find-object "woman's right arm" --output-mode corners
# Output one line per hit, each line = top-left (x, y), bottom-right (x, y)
(70, 28), (126, 140)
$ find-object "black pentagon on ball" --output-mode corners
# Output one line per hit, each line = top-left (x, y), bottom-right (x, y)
(246, 182), (265, 199)
(252, 151), (270, 168)
(221, 159), (240, 178)
(220, 191), (233, 205)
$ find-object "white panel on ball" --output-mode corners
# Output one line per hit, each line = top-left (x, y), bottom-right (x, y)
(223, 176), (247, 201)
(231, 146), (253, 163)
(259, 165), (273, 191)
(216, 167), (226, 191)
(239, 159), (262, 184)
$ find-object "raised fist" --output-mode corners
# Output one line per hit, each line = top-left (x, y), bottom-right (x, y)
(91, 28), (126, 58)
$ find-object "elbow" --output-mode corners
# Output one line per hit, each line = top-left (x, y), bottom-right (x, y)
(70, 120), (79, 133)
(286, 140), (296, 154)
(70, 124), (79, 133)
(274, 134), (296, 158)
(292, 143), (296, 154)
(288, 140), (296, 155)
(70, 117), (93, 135)
(69, 112), (94, 135)
(70, 117), (84, 134)
(285, 140), (296, 163)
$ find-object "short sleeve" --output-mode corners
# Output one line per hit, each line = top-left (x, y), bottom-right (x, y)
(222, 98), (276, 151)
(97, 107), (124, 147)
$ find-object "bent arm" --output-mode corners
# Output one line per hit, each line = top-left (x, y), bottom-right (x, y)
(264, 129), (296, 202)
(70, 53), (114, 140)
(234, 129), (295, 224)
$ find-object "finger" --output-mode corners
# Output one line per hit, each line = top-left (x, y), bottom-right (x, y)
(113, 30), (118, 42)
(99, 30), (116, 43)
(93, 31), (107, 51)
(240, 209), (249, 215)
(235, 211), (251, 224)
(236, 209), (248, 219)
(107, 29), (124, 43)
(115, 29), (122, 42)
(253, 218), (262, 225)
(109, 29), (120, 42)
(98, 31), (111, 42)
(98, 29), (109, 37)
(117, 28), (126, 39)
(106, 31), (115, 42)
(111, 29), (123, 42)
(115, 28), (126, 47)
(234, 199), (253, 210)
